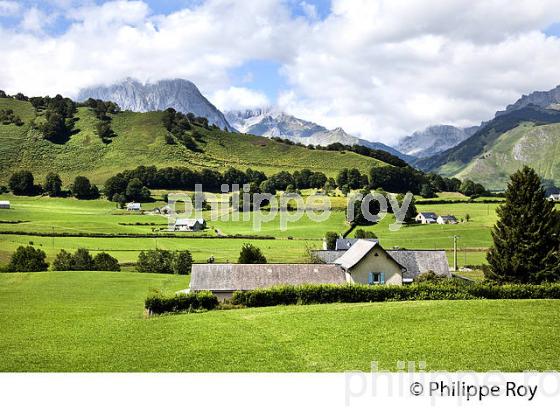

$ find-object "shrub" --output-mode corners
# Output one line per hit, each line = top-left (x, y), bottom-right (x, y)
(238, 243), (267, 264)
(7, 246), (48, 272)
(93, 252), (120, 271)
(414, 271), (447, 283)
(230, 283), (560, 308)
(172, 250), (193, 275)
(72, 248), (95, 270)
(145, 291), (218, 314)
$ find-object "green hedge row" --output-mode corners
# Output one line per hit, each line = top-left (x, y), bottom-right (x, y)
(230, 283), (560, 307)
(145, 291), (218, 314)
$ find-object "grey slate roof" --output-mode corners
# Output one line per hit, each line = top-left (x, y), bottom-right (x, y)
(190, 264), (347, 291)
(334, 239), (401, 270)
(418, 212), (438, 219)
(335, 238), (376, 250)
(387, 250), (450, 279)
(312, 250), (346, 263)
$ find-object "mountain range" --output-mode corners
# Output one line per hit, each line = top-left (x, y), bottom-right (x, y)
(416, 86), (560, 189)
(225, 108), (412, 161)
(77, 78), (560, 189)
(77, 78), (234, 131)
(396, 124), (479, 158)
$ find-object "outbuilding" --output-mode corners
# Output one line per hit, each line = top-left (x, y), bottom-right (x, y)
(0, 200), (10, 209)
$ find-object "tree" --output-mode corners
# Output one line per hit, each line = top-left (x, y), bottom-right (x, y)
(104, 175), (128, 201)
(71, 176), (97, 199)
(93, 252), (120, 271)
(136, 249), (174, 273)
(420, 183), (436, 198)
(485, 166), (560, 283)
(259, 179), (277, 195)
(52, 249), (74, 271)
(172, 250), (193, 275)
(44, 172), (63, 196)
(125, 178), (150, 201)
(349, 188), (380, 225)
(459, 180), (476, 196)
(72, 248), (94, 271)
(9, 170), (35, 195)
(238, 243), (267, 264)
(8, 246), (48, 272)
(324, 231), (339, 250)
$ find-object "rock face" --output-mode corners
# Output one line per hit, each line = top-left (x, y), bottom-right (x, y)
(225, 108), (412, 161)
(496, 84), (560, 116)
(396, 125), (479, 158)
(77, 78), (234, 131)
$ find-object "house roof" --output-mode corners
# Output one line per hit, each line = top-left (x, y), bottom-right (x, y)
(190, 264), (347, 291)
(335, 238), (376, 251)
(438, 215), (457, 221)
(387, 250), (450, 279)
(312, 250), (346, 263)
(334, 239), (404, 270)
(174, 218), (205, 226)
(418, 212), (438, 219)
(0, 200), (10, 205)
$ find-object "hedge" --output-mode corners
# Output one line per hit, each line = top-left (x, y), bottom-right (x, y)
(230, 283), (560, 307)
(145, 291), (218, 314)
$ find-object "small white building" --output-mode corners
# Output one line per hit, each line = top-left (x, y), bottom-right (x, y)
(415, 212), (438, 224)
(126, 202), (141, 211)
(172, 218), (206, 232)
(437, 215), (458, 224)
(548, 194), (560, 202)
(0, 200), (10, 209)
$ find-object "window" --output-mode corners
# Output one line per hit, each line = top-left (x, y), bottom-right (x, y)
(368, 272), (385, 285)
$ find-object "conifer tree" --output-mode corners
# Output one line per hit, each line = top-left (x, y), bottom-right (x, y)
(485, 166), (560, 283)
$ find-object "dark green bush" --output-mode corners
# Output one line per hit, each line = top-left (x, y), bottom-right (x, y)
(7, 245), (49, 272)
(145, 291), (218, 314)
(230, 283), (560, 307)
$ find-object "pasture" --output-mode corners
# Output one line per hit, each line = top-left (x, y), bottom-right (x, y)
(0, 271), (559, 372)
(0, 193), (498, 267)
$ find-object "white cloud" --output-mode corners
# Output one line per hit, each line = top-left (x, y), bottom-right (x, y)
(0, 0), (20, 16)
(1, 0), (560, 144)
(212, 86), (270, 111)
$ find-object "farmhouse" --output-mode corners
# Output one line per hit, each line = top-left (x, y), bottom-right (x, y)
(171, 218), (206, 232)
(126, 202), (141, 211)
(437, 215), (457, 224)
(415, 212), (438, 224)
(549, 194), (560, 202)
(191, 240), (450, 298)
(190, 264), (347, 300)
(0, 200), (10, 209)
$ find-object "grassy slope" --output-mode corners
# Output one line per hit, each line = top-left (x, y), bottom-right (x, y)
(0, 98), (384, 185)
(454, 122), (560, 190)
(0, 271), (559, 371)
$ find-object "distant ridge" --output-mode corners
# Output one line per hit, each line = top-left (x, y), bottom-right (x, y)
(225, 108), (413, 162)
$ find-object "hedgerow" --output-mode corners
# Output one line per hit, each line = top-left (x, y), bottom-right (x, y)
(230, 283), (560, 307)
(145, 291), (218, 314)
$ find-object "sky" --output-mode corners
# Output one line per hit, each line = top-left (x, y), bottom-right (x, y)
(1, 0), (560, 145)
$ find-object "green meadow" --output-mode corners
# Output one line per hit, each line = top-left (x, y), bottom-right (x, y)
(0, 192), (498, 267)
(0, 271), (558, 372)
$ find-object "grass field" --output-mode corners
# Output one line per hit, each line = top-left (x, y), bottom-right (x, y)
(1, 271), (559, 372)
(0, 98), (384, 185)
(0, 193), (499, 267)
